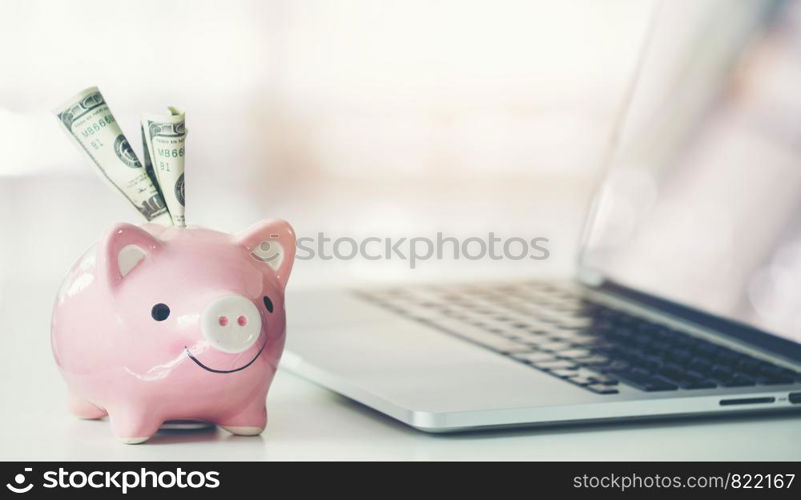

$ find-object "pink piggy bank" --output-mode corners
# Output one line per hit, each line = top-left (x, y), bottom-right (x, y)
(51, 219), (296, 443)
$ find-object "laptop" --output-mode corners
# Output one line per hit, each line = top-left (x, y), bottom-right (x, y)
(282, 0), (801, 431)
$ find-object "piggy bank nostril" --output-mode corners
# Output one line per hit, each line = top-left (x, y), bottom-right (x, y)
(202, 295), (261, 353)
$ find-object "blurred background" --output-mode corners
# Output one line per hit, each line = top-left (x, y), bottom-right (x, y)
(0, 0), (659, 289)
(5, 0), (795, 330)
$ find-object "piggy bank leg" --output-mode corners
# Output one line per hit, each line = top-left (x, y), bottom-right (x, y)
(218, 400), (267, 436)
(68, 391), (107, 420)
(108, 407), (163, 444)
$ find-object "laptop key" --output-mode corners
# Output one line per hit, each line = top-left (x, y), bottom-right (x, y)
(532, 359), (579, 371)
(709, 365), (737, 380)
(755, 376), (795, 385)
(760, 365), (801, 379)
(536, 341), (573, 352)
(586, 384), (619, 395)
(555, 348), (593, 359)
(512, 352), (556, 364)
(572, 354), (611, 366)
(680, 380), (718, 389)
(718, 376), (756, 388)
(653, 364), (718, 389)
(566, 375), (596, 386)
(587, 359), (631, 372)
(608, 368), (678, 391)
(565, 368), (619, 385)
(585, 373), (619, 385)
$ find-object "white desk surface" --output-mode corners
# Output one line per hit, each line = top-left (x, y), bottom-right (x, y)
(2, 275), (801, 461)
(1, 178), (800, 461)
(2, 265), (801, 461)
(2, 272), (800, 464)
(2, 366), (801, 461)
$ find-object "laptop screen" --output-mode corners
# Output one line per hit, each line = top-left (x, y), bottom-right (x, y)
(582, 0), (801, 347)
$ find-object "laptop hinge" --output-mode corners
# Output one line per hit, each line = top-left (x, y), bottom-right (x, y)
(576, 267), (605, 288)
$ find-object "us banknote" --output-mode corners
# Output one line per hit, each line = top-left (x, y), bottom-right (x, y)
(54, 87), (172, 224)
(141, 108), (186, 226)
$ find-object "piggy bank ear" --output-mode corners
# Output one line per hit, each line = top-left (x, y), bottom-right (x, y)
(101, 223), (162, 287)
(236, 219), (296, 288)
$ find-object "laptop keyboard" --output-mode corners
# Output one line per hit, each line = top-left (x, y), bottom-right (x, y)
(357, 281), (801, 395)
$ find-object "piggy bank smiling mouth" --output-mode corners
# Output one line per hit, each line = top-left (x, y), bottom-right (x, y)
(184, 340), (268, 374)
(184, 294), (269, 373)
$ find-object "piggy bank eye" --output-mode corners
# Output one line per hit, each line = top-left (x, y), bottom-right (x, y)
(263, 296), (274, 313)
(151, 303), (171, 321)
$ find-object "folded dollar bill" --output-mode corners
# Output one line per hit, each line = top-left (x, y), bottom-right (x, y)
(141, 108), (187, 226)
(54, 87), (173, 225)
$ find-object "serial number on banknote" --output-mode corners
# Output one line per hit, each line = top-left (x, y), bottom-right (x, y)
(156, 147), (185, 158)
(79, 114), (117, 140)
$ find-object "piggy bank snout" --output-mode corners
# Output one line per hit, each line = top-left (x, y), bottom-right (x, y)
(200, 295), (262, 353)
